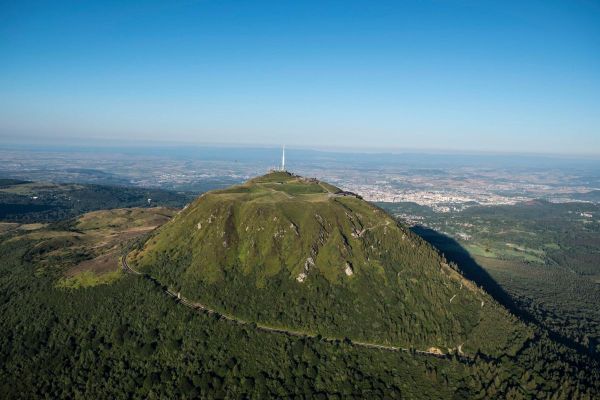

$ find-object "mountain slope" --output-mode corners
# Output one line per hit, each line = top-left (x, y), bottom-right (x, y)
(130, 172), (532, 356)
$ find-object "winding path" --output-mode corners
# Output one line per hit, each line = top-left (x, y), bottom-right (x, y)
(121, 253), (472, 362)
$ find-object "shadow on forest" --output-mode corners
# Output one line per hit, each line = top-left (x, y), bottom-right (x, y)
(410, 226), (522, 315)
(411, 225), (598, 360)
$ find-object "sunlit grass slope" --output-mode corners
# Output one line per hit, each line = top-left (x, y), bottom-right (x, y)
(132, 172), (532, 356)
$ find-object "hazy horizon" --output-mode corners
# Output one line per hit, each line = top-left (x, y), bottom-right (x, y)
(2, 135), (600, 160)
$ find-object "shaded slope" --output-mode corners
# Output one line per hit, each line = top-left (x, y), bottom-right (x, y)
(131, 172), (532, 356)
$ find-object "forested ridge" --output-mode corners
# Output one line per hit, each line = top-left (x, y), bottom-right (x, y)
(0, 179), (193, 223)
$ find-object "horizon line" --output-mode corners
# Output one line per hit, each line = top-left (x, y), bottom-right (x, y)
(1, 135), (600, 160)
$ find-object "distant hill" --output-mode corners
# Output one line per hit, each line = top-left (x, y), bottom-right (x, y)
(571, 190), (600, 202)
(0, 178), (31, 188)
(0, 180), (194, 223)
(131, 171), (532, 357)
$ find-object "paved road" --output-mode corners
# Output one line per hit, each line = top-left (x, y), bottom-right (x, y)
(121, 253), (471, 361)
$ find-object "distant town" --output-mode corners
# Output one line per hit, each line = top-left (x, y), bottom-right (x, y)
(1, 146), (598, 213)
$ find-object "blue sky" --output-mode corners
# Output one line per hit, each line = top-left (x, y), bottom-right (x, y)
(1, 0), (599, 155)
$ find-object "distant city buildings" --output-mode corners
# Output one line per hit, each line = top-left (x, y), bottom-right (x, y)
(1, 148), (597, 212)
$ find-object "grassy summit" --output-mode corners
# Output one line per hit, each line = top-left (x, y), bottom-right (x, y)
(130, 172), (531, 356)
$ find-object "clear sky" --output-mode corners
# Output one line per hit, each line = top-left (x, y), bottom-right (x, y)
(1, 0), (599, 155)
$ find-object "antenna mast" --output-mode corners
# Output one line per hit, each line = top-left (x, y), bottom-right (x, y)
(281, 145), (285, 171)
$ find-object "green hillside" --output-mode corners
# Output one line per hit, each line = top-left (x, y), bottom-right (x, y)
(131, 172), (531, 357)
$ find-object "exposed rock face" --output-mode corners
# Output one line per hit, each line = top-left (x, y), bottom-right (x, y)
(344, 262), (354, 276)
(297, 257), (315, 283)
